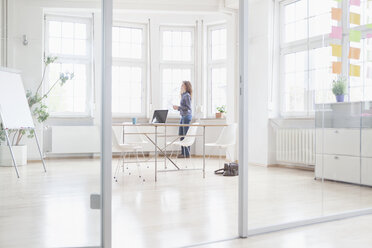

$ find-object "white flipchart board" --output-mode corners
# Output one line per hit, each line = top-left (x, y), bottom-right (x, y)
(0, 69), (35, 130)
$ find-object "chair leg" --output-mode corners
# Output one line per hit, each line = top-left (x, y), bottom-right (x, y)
(187, 147), (192, 168)
(114, 153), (122, 182)
(219, 147), (222, 169)
(184, 147), (188, 168)
(136, 151), (143, 180)
(140, 149), (149, 169)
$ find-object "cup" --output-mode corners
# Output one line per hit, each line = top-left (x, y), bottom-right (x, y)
(132, 117), (137, 125)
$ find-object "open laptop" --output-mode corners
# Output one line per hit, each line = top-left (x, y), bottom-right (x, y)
(151, 110), (168, 123)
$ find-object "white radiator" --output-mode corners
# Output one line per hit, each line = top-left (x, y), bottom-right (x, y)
(47, 126), (100, 154)
(276, 128), (315, 165)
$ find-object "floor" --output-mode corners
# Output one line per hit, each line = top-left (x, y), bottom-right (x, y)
(0, 157), (371, 248)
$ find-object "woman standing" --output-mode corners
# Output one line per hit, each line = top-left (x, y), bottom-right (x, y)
(173, 81), (193, 158)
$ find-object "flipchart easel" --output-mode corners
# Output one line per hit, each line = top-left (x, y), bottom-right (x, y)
(0, 67), (46, 178)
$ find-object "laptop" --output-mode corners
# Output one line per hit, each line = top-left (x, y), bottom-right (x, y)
(151, 110), (168, 123)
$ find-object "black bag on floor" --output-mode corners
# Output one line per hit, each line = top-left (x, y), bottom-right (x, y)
(214, 162), (239, 176)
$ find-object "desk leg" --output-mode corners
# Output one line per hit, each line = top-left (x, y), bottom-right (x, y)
(155, 126), (158, 182)
(203, 126), (206, 179)
(164, 126), (167, 169)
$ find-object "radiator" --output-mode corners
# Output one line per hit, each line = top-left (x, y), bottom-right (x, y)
(276, 128), (315, 165)
(46, 126), (100, 154)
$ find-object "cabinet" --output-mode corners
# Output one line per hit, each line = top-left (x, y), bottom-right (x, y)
(315, 102), (372, 186)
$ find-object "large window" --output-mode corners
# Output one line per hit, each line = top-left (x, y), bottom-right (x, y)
(45, 15), (93, 116)
(160, 27), (194, 115)
(207, 25), (227, 116)
(280, 0), (372, 116)
(112, 24), (146, 116)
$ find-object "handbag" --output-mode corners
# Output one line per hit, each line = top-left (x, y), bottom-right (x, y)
(214, 162), (239, 176)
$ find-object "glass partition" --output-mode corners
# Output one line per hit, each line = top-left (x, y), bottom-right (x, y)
(0, 0), (103, 247)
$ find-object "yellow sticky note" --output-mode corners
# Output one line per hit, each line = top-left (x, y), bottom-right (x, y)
(331, 44), (342, 57)
(350, 64), (361, 77)
(349, 47), (361, 60)
(333, 62), (342, 74)
(350, 12), (361, 25)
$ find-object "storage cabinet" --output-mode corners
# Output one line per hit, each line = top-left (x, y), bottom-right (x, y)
(315, 102), (372, 186)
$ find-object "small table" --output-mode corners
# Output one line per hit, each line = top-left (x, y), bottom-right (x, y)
(112, 123), (227, 181)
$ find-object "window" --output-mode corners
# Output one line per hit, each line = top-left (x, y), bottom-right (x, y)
(112, 24), (146, 115)
(207, 25), (227, 116)
(280, 0), (336, 116)
(280, 0), (372, 116)
(45, 15), (93, 116)
(160, 27), (194, 115)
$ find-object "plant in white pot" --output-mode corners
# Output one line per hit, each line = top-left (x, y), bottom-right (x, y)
(332, 77), (347, 103)
(0, 56), (74, 166)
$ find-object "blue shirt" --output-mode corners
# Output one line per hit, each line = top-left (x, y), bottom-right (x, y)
(178, 92), (192, 116)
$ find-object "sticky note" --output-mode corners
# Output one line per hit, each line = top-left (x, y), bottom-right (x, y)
(367, 24), (372, 29)
(333, 62), (342, 74)
(350, 30), (361, 42)
(332, 8), (342, 21)
(350, 0), (361, 6)
(331, 44), (343, 57)
(334, 0), (342, 2)
(349, 47), (361, 59)
(367, 33), (372, 38)
(330, 26), (342, 39)
(350, 64), (361, 77)
(350, 13), (361, 25)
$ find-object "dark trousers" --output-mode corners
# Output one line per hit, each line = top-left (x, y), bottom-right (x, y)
(179, 115), (192, 156)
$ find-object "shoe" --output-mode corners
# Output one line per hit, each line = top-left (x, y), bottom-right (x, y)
(177, 154), (185, 158)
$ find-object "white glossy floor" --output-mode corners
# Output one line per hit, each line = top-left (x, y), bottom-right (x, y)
(0, 157), (372, 248)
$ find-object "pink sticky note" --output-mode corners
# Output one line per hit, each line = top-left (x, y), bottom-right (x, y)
(367, 33), (372, 38)
(350, 0), (361, 6)
(330, 26), (342, 39)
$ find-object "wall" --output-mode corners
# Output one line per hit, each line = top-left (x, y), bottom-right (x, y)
(5, 0), (239, 160)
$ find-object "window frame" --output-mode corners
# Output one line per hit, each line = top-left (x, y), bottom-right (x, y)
(111, 22), (148, 118)
(207, 24), (227, 117)
(279, 0), (372, 117)
(44, 14), (93, 118)
(159, 25), (195, 117)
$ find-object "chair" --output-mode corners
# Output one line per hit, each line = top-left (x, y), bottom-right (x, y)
(205, 123), (237, 168)
(112, 128), (144, 182)
(169, 123), (199, 168)
(122, 124), (149, 165)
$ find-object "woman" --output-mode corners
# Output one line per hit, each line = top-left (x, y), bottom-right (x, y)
(173, 81), (193, 158)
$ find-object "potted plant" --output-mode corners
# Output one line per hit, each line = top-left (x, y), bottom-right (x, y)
(216, 105), (226, 118)
(0, 56), (74, 166)
(332, 77), (347, 103)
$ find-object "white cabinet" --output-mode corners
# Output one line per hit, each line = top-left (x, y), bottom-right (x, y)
(316, 154), (360, 184)
(361, 129), (372, 157)
(316, 128), (360, 156)
(361, 158), (372, 186)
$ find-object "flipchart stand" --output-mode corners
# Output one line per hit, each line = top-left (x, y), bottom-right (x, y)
(0, 68), (47, 178)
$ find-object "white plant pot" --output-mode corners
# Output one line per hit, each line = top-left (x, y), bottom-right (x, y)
(0, 145), (27, 167)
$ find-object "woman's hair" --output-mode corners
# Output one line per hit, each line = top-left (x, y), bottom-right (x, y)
(182, 81), (193, 98)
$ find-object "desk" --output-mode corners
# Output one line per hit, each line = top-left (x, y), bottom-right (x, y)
(112, 123), (227, 181)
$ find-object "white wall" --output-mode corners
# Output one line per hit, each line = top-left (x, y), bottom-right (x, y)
(5, 0), (239, 160)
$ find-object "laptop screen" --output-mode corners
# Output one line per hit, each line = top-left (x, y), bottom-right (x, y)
(151, 110), (168, 123)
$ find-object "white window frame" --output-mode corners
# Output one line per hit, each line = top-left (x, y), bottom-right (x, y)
(207, 24), (227, 117)
(159, 26), (195, 117)
(112, 22), (147, 118)
(279, 0), (372, 117)
(44, 14), (93, 118)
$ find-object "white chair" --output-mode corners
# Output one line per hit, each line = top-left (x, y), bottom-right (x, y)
(205, 123), (237, 168)
(123, 125), (149, 165)
(169, 123), (199, 168)
(112, 128), (144, 182)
